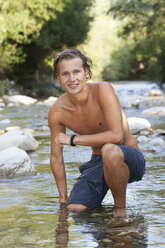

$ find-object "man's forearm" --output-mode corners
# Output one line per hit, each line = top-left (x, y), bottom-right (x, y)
(73, 131), (124, 147)
(50, 156), (67, 203)
(57, 131), (124, 147)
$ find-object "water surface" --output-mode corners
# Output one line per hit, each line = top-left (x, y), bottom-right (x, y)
(0, 81), (165, 247)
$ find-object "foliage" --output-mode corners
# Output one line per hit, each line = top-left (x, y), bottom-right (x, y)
(78, 0), (121, 81)
(0, 0), (93, 84)
(102, 45), (132, 81)
(110, 0), (165, 83)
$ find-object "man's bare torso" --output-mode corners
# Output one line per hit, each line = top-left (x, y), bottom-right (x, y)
(53, 83), (138, 154)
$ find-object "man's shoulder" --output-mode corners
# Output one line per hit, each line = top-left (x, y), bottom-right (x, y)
(48, 94), (66, 125)
(89, 82), (114, 96)
(49, 93), (66, 112)
(89, 81), (113, 89)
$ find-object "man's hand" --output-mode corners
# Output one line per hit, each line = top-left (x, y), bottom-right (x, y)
(55, 133), (71, 147)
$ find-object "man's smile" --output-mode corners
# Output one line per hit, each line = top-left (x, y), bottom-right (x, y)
(68, 83), (79, 89)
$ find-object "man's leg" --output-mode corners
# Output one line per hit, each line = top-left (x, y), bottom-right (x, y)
(101, 143), (129, 217)
(67, 204), (87, 211)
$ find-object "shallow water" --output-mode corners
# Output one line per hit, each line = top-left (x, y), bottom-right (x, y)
(0, 82), (165, 247)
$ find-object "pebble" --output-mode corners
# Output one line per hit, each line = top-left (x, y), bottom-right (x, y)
(109, 235), (132, 243)
(118, 230), (140, 236)
(107, 218), (133, 228)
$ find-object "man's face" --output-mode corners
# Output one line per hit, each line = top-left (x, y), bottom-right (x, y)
(57, 57), (89, 95)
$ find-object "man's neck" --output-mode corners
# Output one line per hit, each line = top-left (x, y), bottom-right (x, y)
(67, 84), (89, 107)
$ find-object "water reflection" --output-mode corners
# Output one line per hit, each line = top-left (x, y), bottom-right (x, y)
(55, 205), (148, 248)
(55, 205), (69, 248)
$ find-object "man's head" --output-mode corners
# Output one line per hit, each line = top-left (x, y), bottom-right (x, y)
(53, 48), (92, 80)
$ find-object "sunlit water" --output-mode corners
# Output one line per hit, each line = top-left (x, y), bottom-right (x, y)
(0, 82), (165, 247)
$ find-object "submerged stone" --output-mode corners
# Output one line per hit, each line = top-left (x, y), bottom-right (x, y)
(109, 235), (132, 243)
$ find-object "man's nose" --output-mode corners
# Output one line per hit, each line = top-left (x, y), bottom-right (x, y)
(69, 73), (76, 81)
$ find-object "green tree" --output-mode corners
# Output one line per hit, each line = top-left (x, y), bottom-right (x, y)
(78, 0), (121, 81)
(110, 0), (165, 83)
(0, 0), (93, 85)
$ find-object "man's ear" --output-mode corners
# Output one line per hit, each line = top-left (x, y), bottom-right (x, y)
(57, 75), (61, 83)
(85, 69), (90, 79)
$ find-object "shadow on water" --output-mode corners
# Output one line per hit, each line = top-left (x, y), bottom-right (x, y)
(55, 205), (148, 248)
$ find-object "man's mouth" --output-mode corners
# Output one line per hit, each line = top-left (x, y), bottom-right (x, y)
(68, 83), (79, 89)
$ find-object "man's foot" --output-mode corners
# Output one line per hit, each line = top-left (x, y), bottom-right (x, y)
(113, 206), (127, 218)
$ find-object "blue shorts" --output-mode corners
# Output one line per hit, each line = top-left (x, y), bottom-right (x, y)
(66, 144), (146, 208)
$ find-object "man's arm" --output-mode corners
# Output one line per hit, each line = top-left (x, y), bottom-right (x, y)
(48, 109), (67, 204)
(57, 83), (124, 147)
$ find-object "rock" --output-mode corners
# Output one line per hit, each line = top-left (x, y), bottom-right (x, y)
(107, 218), (133, 228)
(118, 230), (140, 236)
(149, 89), (164, 97)
(5, 126), (21, 132)
(139, 130), (151, 136)
(0, 130), (5, 135)
(127, 117), (151, 134)
(0, 129), (38, 152)
(120, 98), (139, 109)
(37, 96), (58, 107)
(137, 135), (149, 144)
(0, 146), (36, 178)
(3, 95), (37, 105)
(0, 102), (5, 108)
(153, 129), (165, 136)
(41, 125), (50, 131)
(23, 128), (35, 135)
(142, 106), (165, 116)
(0, 119), (11, 124)
(147, 137), (165, 146)
(139, 137), (165, 153)
(109, 235), (132, 243)
(162, 83), (165, 92)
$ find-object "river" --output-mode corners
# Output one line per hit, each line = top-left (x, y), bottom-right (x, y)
(0, 81), (165, 247)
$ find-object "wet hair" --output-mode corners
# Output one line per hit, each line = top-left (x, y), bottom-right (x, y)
(53, 48), (92, 80)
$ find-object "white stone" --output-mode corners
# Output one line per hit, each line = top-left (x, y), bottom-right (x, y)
(0, 119), (11, 124)
(3, 95), (37, 105)
(147, 137), (165, 146)
(37, 96), (57, 107)
(127, 117), (151, 134)
(0, 129), (38, 152)
(0, 102), (5, 108)
(149, 89), (164, 97)
(23, 128), (35, 135)
(5, 126), (21, 132)
(137, 136), (149, 144)
(0, 146), (36, 178)
(41, 125), (50, 131)
(142, 106), (165, 116)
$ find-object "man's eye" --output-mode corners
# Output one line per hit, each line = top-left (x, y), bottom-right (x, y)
(62, 72), (68, 76)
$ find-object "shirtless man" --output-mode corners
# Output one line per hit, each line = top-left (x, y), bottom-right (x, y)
(48, 48), (146, 217)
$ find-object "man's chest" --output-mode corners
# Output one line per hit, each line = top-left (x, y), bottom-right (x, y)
(62, 105), (107, 135)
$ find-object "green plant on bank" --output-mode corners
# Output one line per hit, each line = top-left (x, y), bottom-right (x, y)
(0, 79), (10, 95)
(0, 0), (93, 86)
(78, 0), (121, 82)
(109, 0), (165, 84)
(102, 45), (132, 81)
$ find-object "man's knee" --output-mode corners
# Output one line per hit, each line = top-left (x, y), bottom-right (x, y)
(67, 204), (88, 212)
(101, 143), (124, 165)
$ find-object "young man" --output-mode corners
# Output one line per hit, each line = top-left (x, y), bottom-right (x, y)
(48, 48), (146, 217)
